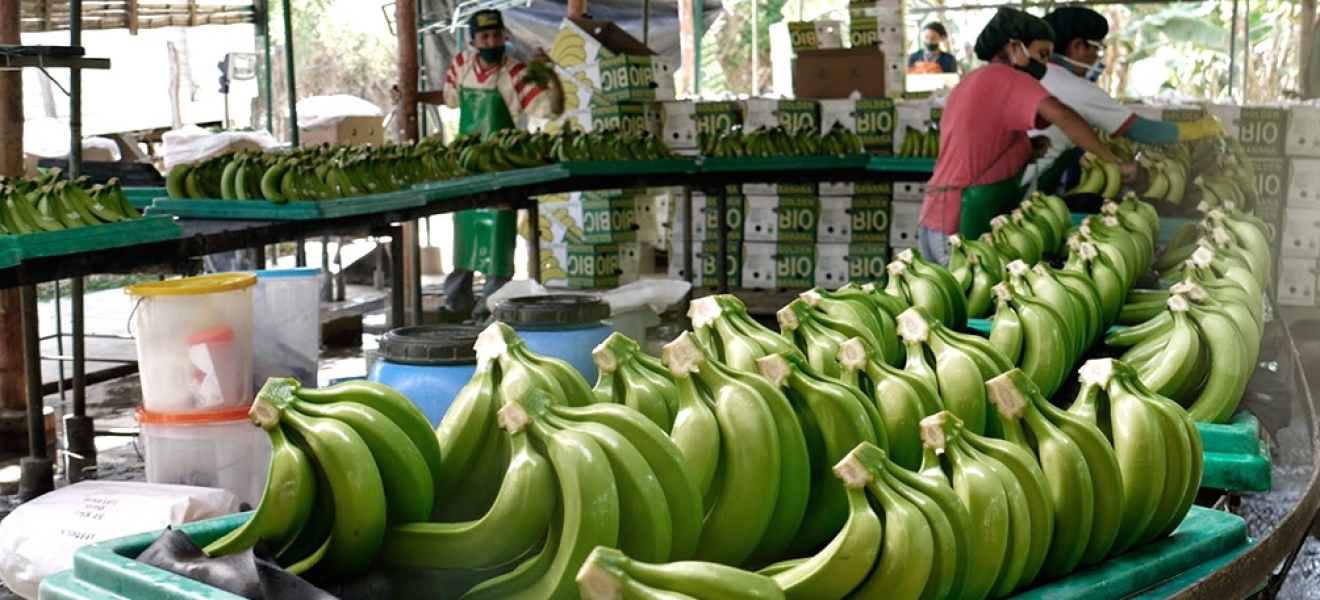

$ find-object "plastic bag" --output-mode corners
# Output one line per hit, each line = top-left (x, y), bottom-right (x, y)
(21, 117), (123, 161)
(0, 481), (241, 599)
(296, 95), (383, 131)
(162, 126), (282, 170)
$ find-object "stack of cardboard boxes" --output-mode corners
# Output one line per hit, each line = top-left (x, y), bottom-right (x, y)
(542, 18), (675, 136)
(537, 188), (667, 289)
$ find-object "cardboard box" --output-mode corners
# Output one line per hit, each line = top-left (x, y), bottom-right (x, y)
(554, 65), (602, 113)
(635, 193), (663, 244)
(1205, 105), (1242, 139)
(551, 18), (656, 68)
(847, 7), (903, 49)
(660, 101), (698, 149)
(743, 242), (817, 290)
(793, 47), (887, 100)
(534, 109), (594, 134)
(1287, 106), (1320, 158)
(668, 190), (746, 242)
(784, 20), (845, 51)
(1251, 157), (1288, 228)
(847, 243), (892, 283)
(581, 191), (640, 244)
(594, 55), (676, 104)
(893, 181), (928, 201)
(743, 182), (818, 197)
(744, 195), (820, 243)
(1236, 106), (1290, 158)
(695, 101), (744, 135)
(849, 195), (893, 243)
(890, 199), (921, 247)
(1280, 208), (1320, 259)
(819, 181), (892, 197)
(817, 98), (896, 154)
(589, 102), (663, 136)
(1288, 158), (1320, 209)
(744, 99), (821, 135)
(818, 197), (854, 243)
(540, 242), (625, 289)
(700, 241), (744, 288)
(816, 243), (851, 287)
(299, 116), (383, 147)
(537, 193), (586, 243)
(1276, 257), (1317, 306)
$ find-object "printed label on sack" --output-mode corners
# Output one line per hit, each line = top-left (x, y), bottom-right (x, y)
(582, 196), (638, 243)
(566, 244), (621, 288)
(850, 195), (892, 243)
(699, 241), (742, 287)
(696, 102), (743, 135)
(848, 243), (891, 282)
(775, 243), (818, 290)
(856, 99), (896, 154)
(1251, 157), (1287, 227)
(776, 195), (821, 243)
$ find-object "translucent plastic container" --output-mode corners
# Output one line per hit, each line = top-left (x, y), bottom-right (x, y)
(253, 267), (322, 392)
(126, 273), (257, 413)
(135, 406), (272, 507)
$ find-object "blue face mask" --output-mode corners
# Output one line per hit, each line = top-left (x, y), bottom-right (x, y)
(1056, 54), (1105, 82)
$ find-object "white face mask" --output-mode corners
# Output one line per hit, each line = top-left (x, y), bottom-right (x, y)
(1056, 54), (1105, 82)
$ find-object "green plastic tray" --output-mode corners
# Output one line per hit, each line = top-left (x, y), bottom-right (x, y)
(410, 174), (503, 201)
(43, 505), (1249, 600)
(867, 157), (936, 173)
(1201, 439), (1273, 493)
(144, 189), (425, 221)
(0, 237), (20, 269)
(1010, 506), (1250, 600)
(2, 215), (182, 260)
(558, 158), (698, 177)
(1197, 412), (1261, 455)
(121, 187), (168, 210)
(699, 154), (873, 173)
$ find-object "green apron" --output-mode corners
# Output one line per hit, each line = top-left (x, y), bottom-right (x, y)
(1034, 147), (1082, 197)
(958, 175), (1027, 240)
(454, 86), (517, 279)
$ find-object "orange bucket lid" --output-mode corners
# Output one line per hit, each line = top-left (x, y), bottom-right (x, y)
(136, 405), (253, 425)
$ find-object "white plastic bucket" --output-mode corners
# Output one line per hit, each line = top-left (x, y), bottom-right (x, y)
(126, 273), (257, 413)
(136, 406), (272, 506)
(253, 268), (322, 391)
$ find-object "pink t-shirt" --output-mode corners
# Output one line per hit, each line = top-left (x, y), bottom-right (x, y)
(919, 63), (1054, 234)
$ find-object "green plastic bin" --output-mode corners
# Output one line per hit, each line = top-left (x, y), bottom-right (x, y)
(453, 208), (516, 279)
(40, 506), (1252, 600)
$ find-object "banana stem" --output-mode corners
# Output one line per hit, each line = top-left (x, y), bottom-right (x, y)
(755, 353), (792, 387)
(661, 332), (704, 377)
(835, 338), (870, 373)
(895, 308), (930, 343)
(1078, 359), (1115, 388)
(576, 552), (626, 600)
(834, 445), (879, 489)
(249, 395), (283, 430)
(919, 411), (962, 452)
(985, 371), (1029, 422)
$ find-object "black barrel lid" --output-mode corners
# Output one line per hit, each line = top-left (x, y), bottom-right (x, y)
(494, 294), (611, 326)
(376, 325), (481, 366)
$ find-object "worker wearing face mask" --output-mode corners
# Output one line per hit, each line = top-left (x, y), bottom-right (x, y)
(917, 7), (1137, 266)
(908, 22), (958, 74)
(1021, 6), (1223, 195)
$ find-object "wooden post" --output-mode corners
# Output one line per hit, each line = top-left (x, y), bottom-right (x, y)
(567, 0), (586, 19)
(396, 0), (420, 325)
(677, 0), (696, 96)
(1303, 0), (1317, 97)
(0, 0), (28, 437)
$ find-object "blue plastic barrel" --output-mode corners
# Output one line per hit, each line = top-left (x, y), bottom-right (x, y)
(494, 295), (613, 384)
(367, 325), (481, 427)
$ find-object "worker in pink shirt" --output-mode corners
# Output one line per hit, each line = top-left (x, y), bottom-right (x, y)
(917, 7), (1137, 266)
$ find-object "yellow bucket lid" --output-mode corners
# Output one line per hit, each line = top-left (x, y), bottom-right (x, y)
(125, 273), (257, 297)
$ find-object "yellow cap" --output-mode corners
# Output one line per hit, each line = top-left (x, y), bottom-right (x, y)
(125, 273), (257, 297)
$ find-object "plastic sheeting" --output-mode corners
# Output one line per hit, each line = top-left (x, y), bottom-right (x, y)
(418, 0), (721, 100)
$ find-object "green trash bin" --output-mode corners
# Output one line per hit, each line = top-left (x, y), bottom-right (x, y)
(453, 208), (516, 279)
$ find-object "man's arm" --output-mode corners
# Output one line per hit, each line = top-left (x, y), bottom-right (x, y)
(1038, 98), (1122, 163)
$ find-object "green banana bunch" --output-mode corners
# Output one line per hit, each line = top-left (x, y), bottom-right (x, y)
(1077, 218), (1141, 292)
(898, 127), (940, 158)
(883, 256), (962, 332)
(836, 337), (939, 470)
(1204, 208), (1273, 288)
(688, 294), (801, 372)
(988, 215), (1045, 266)
(0, 174), (144, 235)
(827, 442), (967, 600)
(1017, 195), (1071, 255)
(1117, 295), (1208, 404)
(577, 546), (785, 600)
(919, 412), (1037, 600)
(759, 479), (882, 600)
(546, 400), (706, 562)
(896, 306), (1013, 437)
(987, 369), (1124, 578)
(1067, 153), (1123, 199)
(1136, 153), (1189, 205)
(991, 279), (1073, 402)
(777, 299), (855, 378)
(662, 331), (811, 568)
(592, 332), (680, 432)
(459, 391), (621, 600)
(1072, 359), (1203, 555)
(236, 377), (444, 578)
(1063, 241), (1126, 330)
(799, 285), (903, 366)
(475, 321), (595, 406)
(202, 425), (316, 559)
(755, 350), (886, 554)
(897, 248), (969, 331)
(377, 428), (554, 571)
